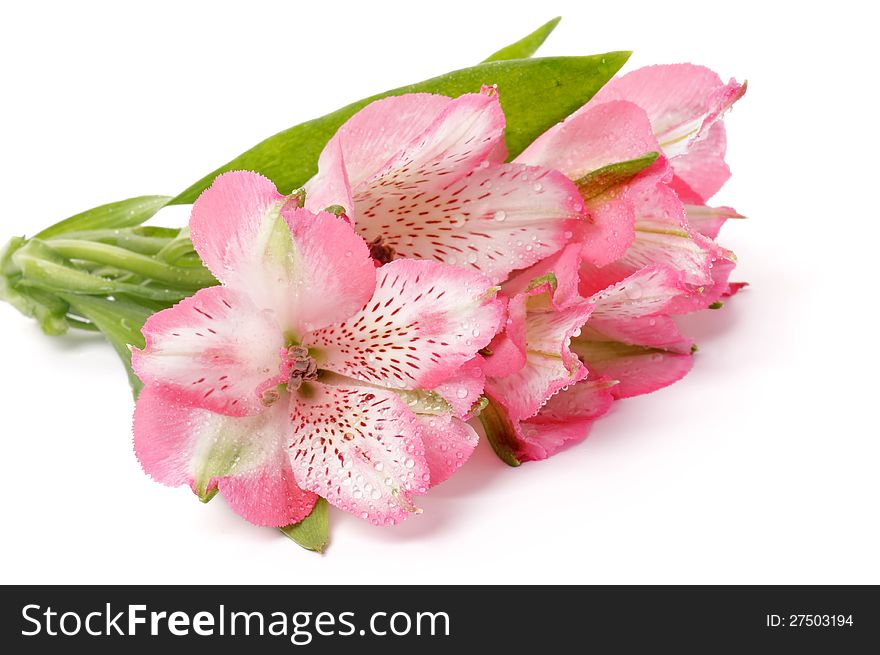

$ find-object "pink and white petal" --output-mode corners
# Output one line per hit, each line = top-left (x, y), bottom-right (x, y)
(314, 93), (455, 194)
(665, 240), (737, 314)
(354, 161), (583, 284)
(279, 207), (376, 333)
(133, 386), (317, 526)
(589, 265), (688, 321)
(132, 286), (284, 417)
(503, 243), (584, 309)
(572, 341), (694, 398)
(485, 282), (592, 421)
(417, 413), (479, 487)
(669, 122), (731, 203)
(516, 100), (661, 179)
(513, 379), (616, 461)
(431, 357), (487, 418)
(593, 64), (745, 158)
(289, 384), (429, 525)
(190, 172), (374, 334)
(363, 91), (506, 191)
(303, 136), (354, 217)
(189, 171), (285, 288)
(684, 204), (744, 239)
(305, 259), (504, 390)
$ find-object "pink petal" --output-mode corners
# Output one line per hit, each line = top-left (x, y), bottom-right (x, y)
(308, 92), (581, 284)
(304, 258), (504, 390)
(514, 379), (616, 461)
(669, 122), (731, 203)
(684, 203), (744, 239)
(354, 160), (582, 284)
(132, 286), (284, 417)
(431, 357), (487, 418)
(588, 265), (688, 320)
(303, 136), (354, 216)
(189, 171), (376, 335)
(280, 206), (376, 333)
(133, 386), (317, 526)
(289, 384), (429, 525)
(309, 93), (454, 196)
(417, 413), (479, 487)
(485, 278), (592, 422)
(516, 100), (660, 180)
(593, 64), (746, 158)
(574, 341), (694, 398)
(503, 243), (583, 309)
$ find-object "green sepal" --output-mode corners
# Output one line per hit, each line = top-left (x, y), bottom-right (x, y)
(575, 152), (659, 201)
(483, 17), (561, 62)
(35, 196), (171, 240)
(280, 498), (329, 554)
(478, 396), (522, 467)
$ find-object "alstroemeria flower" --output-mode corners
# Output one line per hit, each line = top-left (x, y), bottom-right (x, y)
(305, 90), (584, 283)
(516, 64), (744, 312)
(132, 171), (504, 526)
(481, 245), (693, 463)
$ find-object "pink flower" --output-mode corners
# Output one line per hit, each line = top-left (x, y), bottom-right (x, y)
(481, 246), (694, 462)
(516, 64), (745, 312)
(132, 171), (504, 526)
(304, 89), (584, 284)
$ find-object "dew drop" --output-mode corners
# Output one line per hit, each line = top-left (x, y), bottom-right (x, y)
(456, 387), (469, 399)
(493, 211), (506, 222)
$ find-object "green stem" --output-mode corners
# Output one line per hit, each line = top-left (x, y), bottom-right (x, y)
(45, 239), (215, 289)
(49, 229), (176, 256)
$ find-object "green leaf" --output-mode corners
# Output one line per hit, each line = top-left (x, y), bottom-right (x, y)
(575, 152), (659, 201)
(35, 196), (171, 240)
(478, 396), (522, 467)
(483, 17), (562, 62)
(56, 293), (155, 398)
(174, 52), (631, 203)
(280, 498), (329, 553)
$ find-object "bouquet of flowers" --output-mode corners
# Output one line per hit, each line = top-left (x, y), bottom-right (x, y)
(0, 18), (746, 552)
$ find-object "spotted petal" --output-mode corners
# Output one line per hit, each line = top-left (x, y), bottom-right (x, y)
(133, 386), (317, 526)
(305, 258), (504, 391)
(132, 286), (284, 416)
(308, 92), (581, 283)
(289, 384), (429, 525)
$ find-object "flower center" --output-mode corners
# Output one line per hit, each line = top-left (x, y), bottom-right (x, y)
(367, 235), (396, 264)
(285, 345), (318, 390)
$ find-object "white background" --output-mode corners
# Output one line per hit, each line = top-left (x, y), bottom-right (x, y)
(1, 0), (877, 585)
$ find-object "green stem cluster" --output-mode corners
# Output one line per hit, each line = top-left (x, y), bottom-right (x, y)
(0, 196), (216, 396)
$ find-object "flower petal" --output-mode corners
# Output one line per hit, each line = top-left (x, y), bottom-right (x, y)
(684, 203), (744, 239)
(289, 384), (429, 525)
(669, 122), (731, 203)
(305, 258), (504, 390)
(593, 64), (745, 158)
(516, 100), (660, 180)
(309, 93), (454, 196)
(417, 414), (479, 487)
(353, 161), (583, 283)
(485, 278), (592, 422)
(190, 171), (375, 334)
(132, 286), (284, 416)
(133, 386), (317, 526)
(514, 379), (616, 461)
(571, 340), (693, 398)
(280, 206), (376, 333)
